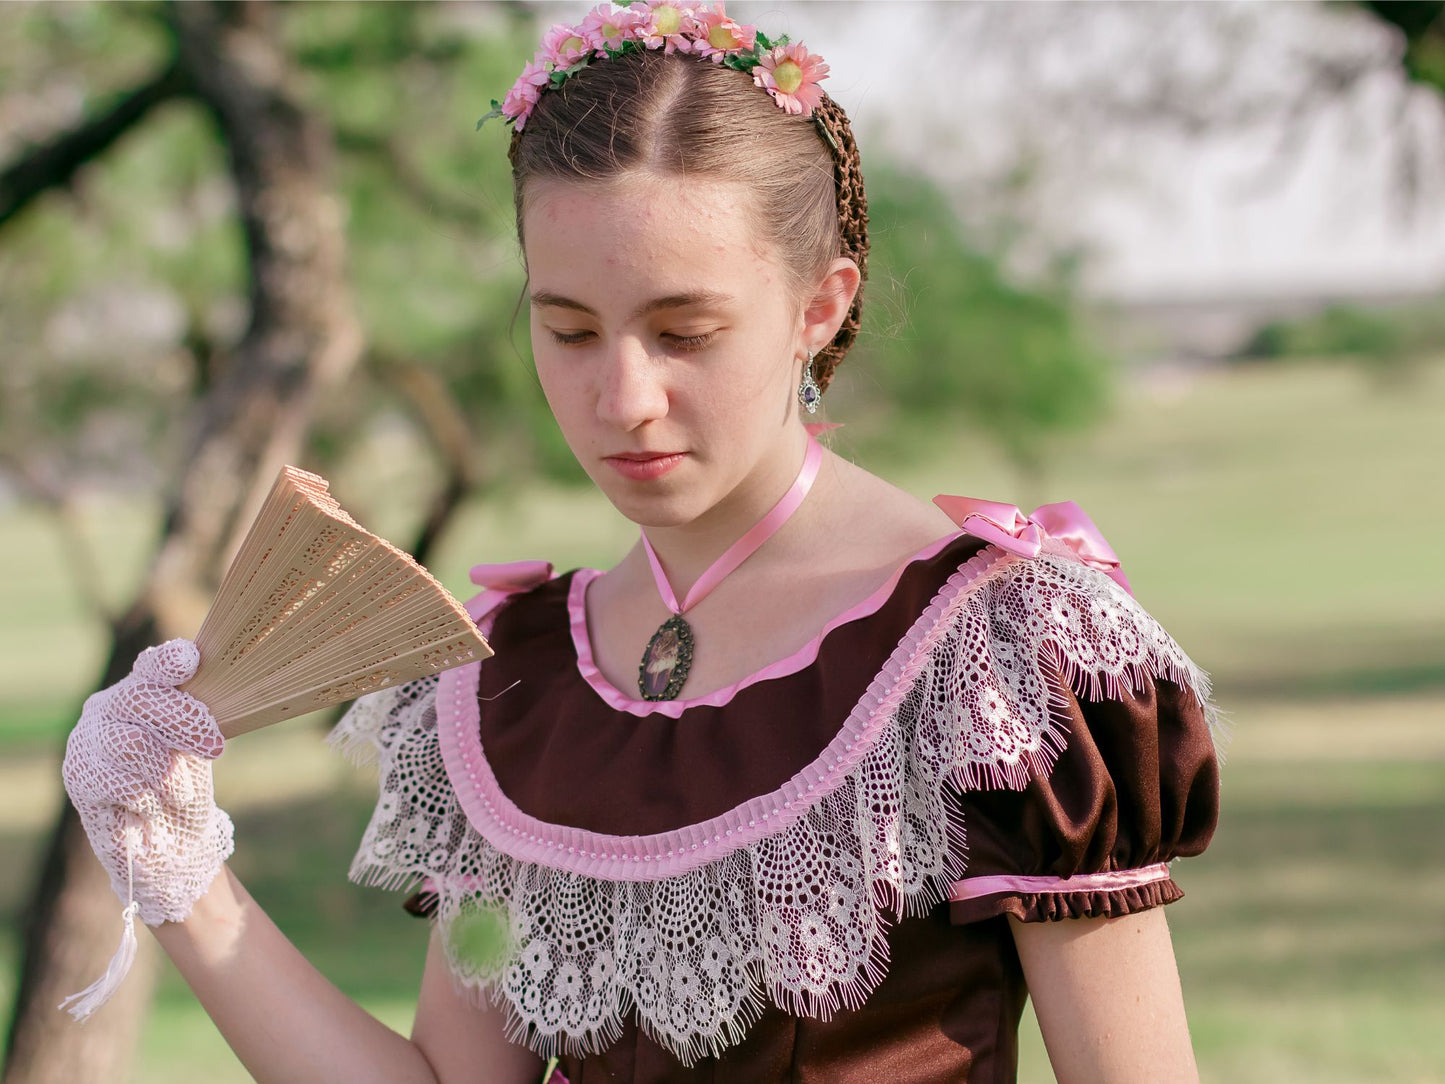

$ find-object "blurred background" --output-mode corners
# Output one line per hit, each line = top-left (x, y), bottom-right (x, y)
(1, 1), (1442, 1081)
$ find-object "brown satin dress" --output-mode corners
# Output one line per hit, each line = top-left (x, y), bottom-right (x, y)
(403, 533), (1221, 1083)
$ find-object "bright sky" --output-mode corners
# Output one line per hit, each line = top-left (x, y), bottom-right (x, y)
(732, 0), (1445, 301)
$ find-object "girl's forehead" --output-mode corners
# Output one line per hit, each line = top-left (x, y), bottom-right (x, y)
(523, 176), (780, 294)
(526, 176), (747, 241)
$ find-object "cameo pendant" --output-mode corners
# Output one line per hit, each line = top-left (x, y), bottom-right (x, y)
(638, 613), (695, 701)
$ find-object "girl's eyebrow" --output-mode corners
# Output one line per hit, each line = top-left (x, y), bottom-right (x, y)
(530, 289), (734, 321)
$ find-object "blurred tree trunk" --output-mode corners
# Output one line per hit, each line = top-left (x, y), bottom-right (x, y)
(2, 2), (363, 1080)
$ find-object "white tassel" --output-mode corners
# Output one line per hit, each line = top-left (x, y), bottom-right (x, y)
(59, 822), (142, 1022)
(57, 901), (140, 1022)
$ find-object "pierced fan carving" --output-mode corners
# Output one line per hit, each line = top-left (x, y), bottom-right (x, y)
(183, 466), (490, 738)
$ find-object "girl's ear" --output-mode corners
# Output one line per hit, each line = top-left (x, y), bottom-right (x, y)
(799, 257), (862, 352)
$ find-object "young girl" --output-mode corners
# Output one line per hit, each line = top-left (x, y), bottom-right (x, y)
(62, 5), (1225, 1081)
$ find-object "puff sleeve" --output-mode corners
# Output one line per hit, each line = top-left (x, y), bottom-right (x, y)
(914, 497), (1228, 924)
(948, 660), (1221, 924)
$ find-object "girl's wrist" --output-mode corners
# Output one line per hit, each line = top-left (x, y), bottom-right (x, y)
(153, 864), (245, 957)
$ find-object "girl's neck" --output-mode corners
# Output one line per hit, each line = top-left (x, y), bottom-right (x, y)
(636, 426), (820, 598)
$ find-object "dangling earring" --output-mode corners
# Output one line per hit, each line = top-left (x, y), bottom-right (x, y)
(797, 350), (821, 414)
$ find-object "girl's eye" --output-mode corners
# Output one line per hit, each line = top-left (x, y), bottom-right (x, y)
(545, 328), (718, 349)
(665, 330), (718, 351)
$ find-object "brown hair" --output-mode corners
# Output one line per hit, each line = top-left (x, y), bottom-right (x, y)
(507, 48), (868, 394)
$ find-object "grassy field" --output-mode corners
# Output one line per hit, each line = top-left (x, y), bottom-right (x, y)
(2, 357), (1442, 1081)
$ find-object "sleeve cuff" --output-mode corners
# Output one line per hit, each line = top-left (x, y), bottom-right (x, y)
(947, 861), (1184, 924)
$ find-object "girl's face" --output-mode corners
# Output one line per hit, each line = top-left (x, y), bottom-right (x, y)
(523, 174), (811, 531)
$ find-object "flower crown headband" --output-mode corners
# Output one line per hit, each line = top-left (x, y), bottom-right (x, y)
(477, 1), (832, 136)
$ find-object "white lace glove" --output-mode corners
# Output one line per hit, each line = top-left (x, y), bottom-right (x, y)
(59, 637), (234, 1020)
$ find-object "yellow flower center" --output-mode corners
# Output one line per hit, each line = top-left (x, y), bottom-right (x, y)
(602, 21), (620, 39)
(654, 5), (681, 35)
(562, 34), (584, 54)
(708, 24), (739, 50)
(773, 59), (804, 94)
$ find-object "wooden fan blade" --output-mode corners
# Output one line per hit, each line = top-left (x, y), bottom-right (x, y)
(181, 466), (492, 739)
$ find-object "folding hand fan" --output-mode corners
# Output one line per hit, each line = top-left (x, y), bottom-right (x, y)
(183, 465), (490, 738)
(58, 466), (489, 1024)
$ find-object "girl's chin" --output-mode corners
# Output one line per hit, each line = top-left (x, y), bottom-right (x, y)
(605, 493), (705, 530)
(593, 473), (714, 528)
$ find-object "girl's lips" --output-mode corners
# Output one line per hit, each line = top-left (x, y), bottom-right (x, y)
(604, 452), (686, 481)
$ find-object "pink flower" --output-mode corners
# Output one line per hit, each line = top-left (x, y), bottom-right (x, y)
(501, 58), (550, 131)
(579, 3), (644, 56)
(691, 2), (756, 62)
(538, 23), (591, 69)
(630, 2), (700, 54)
(753, 42), (829, 116)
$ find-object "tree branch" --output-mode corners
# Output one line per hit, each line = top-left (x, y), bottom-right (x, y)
(334, 124), (488, 227)
(0, 57), (190, 231)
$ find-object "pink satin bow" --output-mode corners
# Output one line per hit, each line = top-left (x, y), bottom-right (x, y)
(933, 495), (1133, 596)
(465, 560), (555, 622)
(469, 560), (554, 591)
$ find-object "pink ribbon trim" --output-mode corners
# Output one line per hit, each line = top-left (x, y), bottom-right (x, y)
(436, 544), (1011, 881)
(932, 495), (1133, 596)
(947, 862), (1172, 901)
(642, 435), (822, 614)
(463, 560), (555, 623)
(572, 531), (967, 718)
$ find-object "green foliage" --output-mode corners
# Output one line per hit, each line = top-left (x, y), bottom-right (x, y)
(0, 2), (1117, 524)
(1243, 304), (1403, 360)
(0, 3), (243, 481)
(282, 3), (575, 485)
(852, 167), (1115, 476)
(0, 1), (581, 507)
(1237, 299), (1445, 386)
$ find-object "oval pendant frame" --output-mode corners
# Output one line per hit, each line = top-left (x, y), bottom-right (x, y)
(638, 614), (695, 701)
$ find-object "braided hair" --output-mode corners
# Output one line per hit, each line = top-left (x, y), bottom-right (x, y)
(507, 48), (869, 397)
(807, 94), (868, 394)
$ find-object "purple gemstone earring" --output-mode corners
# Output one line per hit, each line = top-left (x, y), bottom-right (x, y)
(797, 350), (821, 414)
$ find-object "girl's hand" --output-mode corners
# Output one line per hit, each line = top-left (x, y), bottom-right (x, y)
(61, 638), (234, 926)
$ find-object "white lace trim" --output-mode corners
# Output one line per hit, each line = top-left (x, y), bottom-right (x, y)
(329, 548), (1226, 1065)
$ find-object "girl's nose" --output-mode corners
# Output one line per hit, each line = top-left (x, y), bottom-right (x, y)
(595, 339), (668, 431)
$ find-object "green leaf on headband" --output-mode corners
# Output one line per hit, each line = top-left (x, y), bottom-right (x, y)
(549, 70), (569, 87)
(475, 100), (504, 131)
(814, 116), (840, 153)
(604, 40), (642, 61)
(755, 30), (773, 50)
